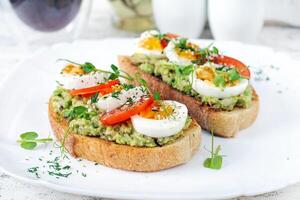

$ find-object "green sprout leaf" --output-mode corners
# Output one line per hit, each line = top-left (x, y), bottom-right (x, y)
(108, 64), (121, 80)
(81, 62), (97, 73)
(18, 131), (53, 150)
(214, 74), (226, 88)
(180, 65), (194, 76)
(91, 93), (99, 104)
(111, 64), (119, 74)
(154, 92), (161, 101)
(203, 131), (224, 170)
(21, 142), (37, 150)
(111, 91), (122, 100)
(203, 145), (223, 170)
(69, 106), (88, 119)
(227, 68), (241, 82)
(139, 78), (147, 87)
(122, 83), (135, 91)
(20, 132), (38, 140)
(177, 38), (188, 49)
(73, 106), (87, 115)
(212, 46), (219, 55)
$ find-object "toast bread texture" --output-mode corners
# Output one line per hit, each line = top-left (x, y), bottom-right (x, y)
(118, 55), (259, 138)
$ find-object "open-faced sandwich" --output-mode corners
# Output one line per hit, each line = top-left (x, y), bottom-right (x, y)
(48, 61), (201, 172)
(119, 30), (259, 137)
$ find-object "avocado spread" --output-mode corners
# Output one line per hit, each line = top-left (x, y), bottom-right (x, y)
(50, 87), (192, 147)
(131, 53), (253, 111)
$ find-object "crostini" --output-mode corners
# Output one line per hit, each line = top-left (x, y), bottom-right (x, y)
(48, 62), (201, 172)
(119, 30), (259, 137)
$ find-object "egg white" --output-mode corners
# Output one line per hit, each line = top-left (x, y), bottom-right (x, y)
(191, 70), (249, 99)
(58, 71), (108, 90)
(96, 86), (147, 112)
(164, 40), (194, 66)
(131, 100), (188, 138)
(136, 30), (164, 56)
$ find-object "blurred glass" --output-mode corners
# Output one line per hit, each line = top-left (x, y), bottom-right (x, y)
(109, 0), (155, 33)
(0, 0), (92, 45)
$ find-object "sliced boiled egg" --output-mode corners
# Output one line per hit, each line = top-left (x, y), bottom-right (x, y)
(58, 64), (107, 90)
(96, 86), (148, 112)
(136, 30), (164, 56)
(131, 100), (188, 137)
(191, 63), (249, 98)
(164, 38), (200, 66)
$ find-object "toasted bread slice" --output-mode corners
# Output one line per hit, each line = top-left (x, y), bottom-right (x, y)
(118, 56), (259, 138)
(48, 100), (201, 172)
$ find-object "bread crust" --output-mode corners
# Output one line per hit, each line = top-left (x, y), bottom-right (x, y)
(118, 56), (259, 138)
(48, 101), (201, 172)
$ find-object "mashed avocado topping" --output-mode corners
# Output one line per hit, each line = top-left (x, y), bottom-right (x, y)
(131, 53), (253, 111)
(51, 87), (192, 147)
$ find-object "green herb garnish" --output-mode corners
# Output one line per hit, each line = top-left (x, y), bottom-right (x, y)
(155, 33), (166, 40)
(111, 90), (122, 99)
(69, 106), (88, 119)
(227, 68), (241, 82)
(63, 106), (90, 120)
(46, 157), (72, 178)
(122, 83), (135, 91)
(135, 73), (150, 93)
(91, 93), (99, 103)
(81, 62), (97, 73)
(203, 131), (224, 170)
(55, 80), (63, 86)
(27, 166), (40, 178)
(57, 59), (134, 81)
(175, 38), (196, 52)
(108, 64), (121, 80)
(178, 65), (194, 76)
(154, 92), (161, 101)
(17, 132), (53, 150)
(194, 43), (220, 65)
(212, 46), (219, 55)
(213, 74), (226, 88)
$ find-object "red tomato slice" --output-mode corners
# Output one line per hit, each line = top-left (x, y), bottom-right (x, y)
(160, 33), (180, 48)
(100, 96), (154, 125)
(161, 39), (169, 49)
(165, 33), (180, 39)
(80, 87), (115, 98)
(213, 55), (251, 78)
(70, 79), (120, 96)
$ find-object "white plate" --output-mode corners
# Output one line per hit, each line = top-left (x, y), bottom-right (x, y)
(0, 39), (300, 200)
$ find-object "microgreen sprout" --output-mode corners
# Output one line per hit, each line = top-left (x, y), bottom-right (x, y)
(17, 132), (53, 150)
(203, 131), (224, 170)
(57, 59), (134, 81)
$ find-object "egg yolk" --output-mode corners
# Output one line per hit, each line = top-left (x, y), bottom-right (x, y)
(140, 102), (174, 120)
(139, 36), (163, 51)
(176, 49), (199, 61)
(62, 64), (84, 75)
(175, 43), (200, 61)
(196, 66), (241, 86)
(196, 66), (215, 82)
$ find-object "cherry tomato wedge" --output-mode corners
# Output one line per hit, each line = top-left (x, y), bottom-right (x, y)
(213, 55), (251, 78)
(80, 87), (115, 98)
(160, 39), (168, 49)
(160, 33), (180, 48)
(70, 79), (120, 96)
(165, 33), (180, 39)
(100, 96), (154, 125)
